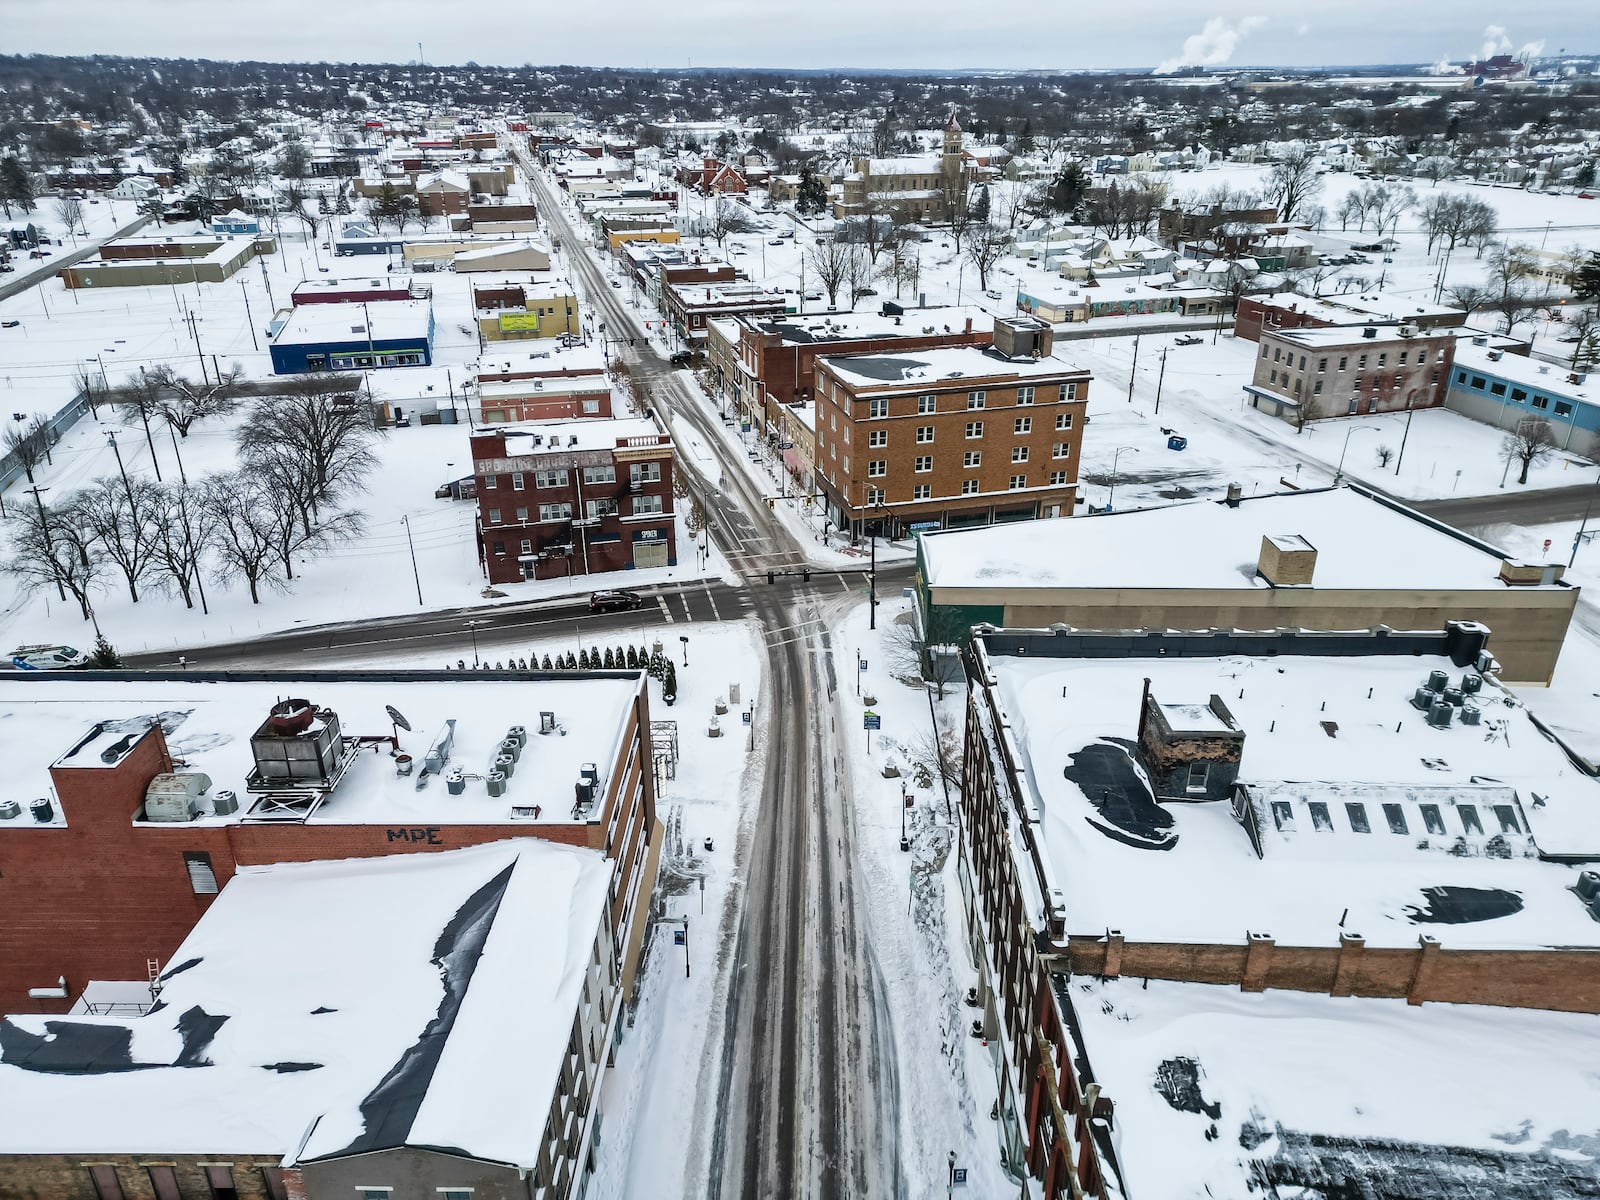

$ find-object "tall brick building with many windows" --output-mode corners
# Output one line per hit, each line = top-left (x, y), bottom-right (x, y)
(811, 316), (1089, 536)
(472, 417), (677, 583)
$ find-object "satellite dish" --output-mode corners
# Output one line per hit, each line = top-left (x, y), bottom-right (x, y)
(386, 704), (412, 732)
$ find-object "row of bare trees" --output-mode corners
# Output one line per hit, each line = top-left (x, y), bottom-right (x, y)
(2, 385), (382, 618)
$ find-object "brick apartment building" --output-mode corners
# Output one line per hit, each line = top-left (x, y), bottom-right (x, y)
(705, 306), (995, 435)
(812, 316), (1089, 536)
(472, 417), (676, 583)
(1157, 199), (1279, 254)
(1243, 322), (1456, 423)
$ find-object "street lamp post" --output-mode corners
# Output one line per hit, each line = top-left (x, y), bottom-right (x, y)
(105, 432), (136, 511)
(1107, 445), (1140, 511)
(1333, 425), (1377, 486)
(465, 619), (484, 669)
(1571, 477), (1600, 568)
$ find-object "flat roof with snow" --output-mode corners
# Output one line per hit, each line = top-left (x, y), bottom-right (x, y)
(819, 345), (1086, 389)
(1453, 342), (1594, 400)
(921, 487), (1555, 594)
(0, 840), (611, 1165)
(271, 299), (432, 346)
(748, 306), (994, 344)
(5, 674), (639, 829)
(1070, 978), (1600, 1199)
(492, 416), (664, 455)
(986, 648), (1600, 945)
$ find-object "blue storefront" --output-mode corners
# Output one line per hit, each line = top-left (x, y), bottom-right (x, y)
(268, 301), (436, 375)
(1445, 346), (1599, 450)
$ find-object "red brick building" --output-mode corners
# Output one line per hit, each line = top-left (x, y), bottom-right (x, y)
(709, 307), (996, 434)
(1233, 293), (1468, 343)
(472, 417), (677, 583)
(0, 671), (662, 1017)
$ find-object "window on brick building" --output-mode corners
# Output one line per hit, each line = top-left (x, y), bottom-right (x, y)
(963, 450), (981, 468)
(204, 1165), (237, 1200)
(868, 398), (889, 419)
(913, 484), (932, 500)
(1058, 382), (1077, 401)
(483, 474), (497, 490)
(1056, 412), (1073, 430)
(967, 390), (986, 409)
(1013, 416), (1031, 434)
(535, 469), (569, 488)
(511, 472), (525, 490)
(1050, 470), (1067, 485)
(515, 507), (529, 522)
(184, 851), (218, 895)
(88, 1167), (127, 1200)
(583, 465), (615, 485)
(1012, 446), (1029, 463)
(520, 539), (533, 555)
(965, 421), (983, 439)
(487, 509), (502, 524)
(916, 425), (935, 443)
(1009, 474), (1027, 489)
(918, 394), (936, 413)
(491, 540), (506, 555)
(961, 479), (980, 495)
(868, 461), (886, 477)
(868, 429), (887, 448)
(914, 455), (933, 472)
(1016, 386), (1035, 405)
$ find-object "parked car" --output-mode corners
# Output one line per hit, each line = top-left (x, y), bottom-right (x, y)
(610, 279), (622, 288)
(669, 350), (695, 367)
(589, 589), (644, 613)
(10, 644), (89, 671)
(1174, 334), (1204, 346)
(768, 238), (783, 245)
(1, 320), (20, 329)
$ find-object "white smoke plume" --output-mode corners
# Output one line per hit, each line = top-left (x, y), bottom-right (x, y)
(1479, 24), (1512, 60)
(1517, 40), (1546, 60)
(1154, 16), (1268, 75)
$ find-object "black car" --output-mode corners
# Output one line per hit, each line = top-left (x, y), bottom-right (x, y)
(589, 589), (644, 613)
(669, 350), (695, 368)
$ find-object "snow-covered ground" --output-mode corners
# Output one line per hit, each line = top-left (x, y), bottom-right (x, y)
(0, 392), (733, 659)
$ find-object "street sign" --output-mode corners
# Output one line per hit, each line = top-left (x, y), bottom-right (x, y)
(863, 711), (881, 731)
(673, 929), (686, 946)
(858, 659), (868, 672)
(778, 441), (794, 450)
(742, 710), (752, 725)
(951, 1167), (968, 1187)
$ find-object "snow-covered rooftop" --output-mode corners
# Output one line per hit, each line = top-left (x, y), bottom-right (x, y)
(5, 675), (640, 829)
(494, 415), (664, 455)
(986, 647), (1600, 945)
(1070, 978), (1600, 1200)
(271, 298), (432, 345)
(921, 487), (1552, 594)
(0, 840), (611, 1165)
(749, 306), (993, 344)
(819, 346), (1086, 389)
(1453, 343), (1594, 401)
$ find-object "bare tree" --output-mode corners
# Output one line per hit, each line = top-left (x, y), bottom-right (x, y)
(946, 194), (975, 253)
(3, 416), (52, 483)
(706, 197), (758, 248)
(235, 382), (384, 519)
(1484, 242), (1537, 335)
(276, 139), (311, 181)
(1265, 144), (1323, 224)
(1420, 193), (1497, 256)
(281, 182), (320, 243)
(77, 477), (161, 603)
(1501, 418), (1558, 486)
(806, 238), (858, 309)
(2, 494), (104, 620)
(201, 473), (280, 603)
(1445, 283), (1486, 316)
(141, 363), (244, 437)
(147, 484), (210, 609)
(53, 194), (85, 239)
(964, 222), (1010, 292)
(838, 206), (895, 272)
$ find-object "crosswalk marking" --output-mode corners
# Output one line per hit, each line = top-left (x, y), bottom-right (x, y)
(657, 596), (675, 624)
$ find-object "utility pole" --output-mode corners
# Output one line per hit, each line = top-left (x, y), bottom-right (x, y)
(1126, 334), (1140, 403)
(1153, 347), (1168, 415)
(178, 483), (208, 615)
(403, 515), (424, 605)
(1394, 392), (1418, 475)
(24, 486), (67, 601)
(185, 309), (208, 384)
(239, 280), (259, 350)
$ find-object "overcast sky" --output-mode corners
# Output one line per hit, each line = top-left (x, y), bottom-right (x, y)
(4, 0), (1591, 71)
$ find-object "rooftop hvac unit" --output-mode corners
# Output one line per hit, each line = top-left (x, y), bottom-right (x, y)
(1577, 871), (1600, 901)
(144, 773), (213, 822)
(213, 789), (239, 816)
(1461, 673), (1483, 695)
(1427, 669), (1449, 693)
(1426, 700), (1454, 728)
(1487, 349), (1503, 362)
(1398, 324), (1418, 338)
(486, 770), (507, 798)
(0, 799), (20, 820)
(424, 719), (457, 774)
(30, 797), (54, 823)
(1460, 703), (1482, 726)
